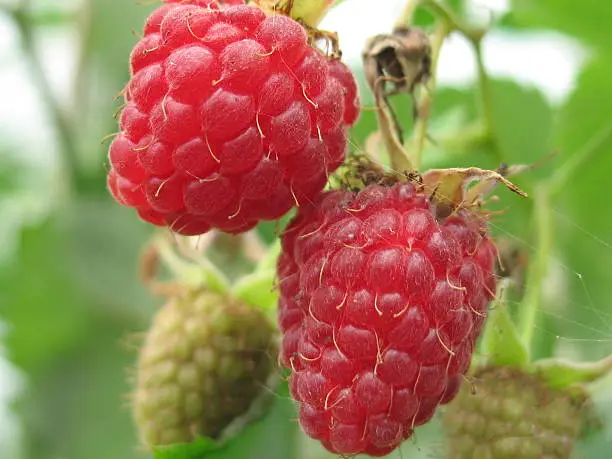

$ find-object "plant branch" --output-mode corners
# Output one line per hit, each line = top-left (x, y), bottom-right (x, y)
(518, 184), (552, 349)
(417, 1), (501, 163)
(410, 21), (450, 170)
(12, 2), (81, 190)
(394, 0), (499, 167)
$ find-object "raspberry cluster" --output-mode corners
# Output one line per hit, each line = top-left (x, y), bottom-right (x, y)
(108, 1), (359, 235)
(277, 183), (497, 456)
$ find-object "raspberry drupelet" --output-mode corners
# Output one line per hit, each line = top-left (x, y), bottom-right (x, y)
(107, 0), (359, 235)
(277, 182), (497, 456)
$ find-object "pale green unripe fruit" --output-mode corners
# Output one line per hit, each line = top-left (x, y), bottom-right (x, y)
(133, 288), (278, 447)
(443, 366), (590, 459)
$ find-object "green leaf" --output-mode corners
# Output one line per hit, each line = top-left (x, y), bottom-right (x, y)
(154, 383), (299, 459)
(489, 79), (554, 168)
(424, 79), (553, 172)
(481, 280), (530, 367)
(63, 198), (159, 317)
(530, 356), (612, 390)
(0, 137), (59, 265)
(153, 437), (220, 459)
(0, 220), (92, 374)
(550, 58), (612, 359)
(16, 314), (144, 459)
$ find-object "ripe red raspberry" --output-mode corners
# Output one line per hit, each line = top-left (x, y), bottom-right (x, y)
(107, 1), (359, 235)
(277, 182), (497, 456)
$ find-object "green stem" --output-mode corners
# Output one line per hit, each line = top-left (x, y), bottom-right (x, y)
(418, 1), (500, 163)
(155, 234), (231, 295)
(410, 21), (450, 170)
(395, 0), (496, 168)
(519, 184), (552, 348)
(421, 0), (484, 39)
(394, 0), (422, 30)
(12, 2), (81, 191)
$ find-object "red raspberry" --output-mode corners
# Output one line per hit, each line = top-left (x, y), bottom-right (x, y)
(277, 182), (496, 456)
(107, 1), (359, 235)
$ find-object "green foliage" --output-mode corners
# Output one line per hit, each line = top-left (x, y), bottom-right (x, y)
(481, 283), (530, 368)
(509, 1), (612, 52)
(554, 59), (612, 358)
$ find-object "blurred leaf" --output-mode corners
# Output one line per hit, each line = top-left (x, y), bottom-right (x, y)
(552, 58), (612, 359)
(424, 80), (553, 250)
(0, 137), (59, 264)
(0, 220), (91, 374)
(509, 1), (612, 51)
(395, 79), (551, 173)
(63, 197), (158, 318)
(154, 437), (219, 459)
(2, 219), (145, 459)
(154, 383), (299, 459)
(0, 155), (20, 194)
(16, 312), (144, 459)
(481, 281), (530, 367)
(476, 80), (552, 244)
(489, 79), (554, 169)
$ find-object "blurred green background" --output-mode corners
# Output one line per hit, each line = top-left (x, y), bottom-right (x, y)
(1, 0), (612, 458)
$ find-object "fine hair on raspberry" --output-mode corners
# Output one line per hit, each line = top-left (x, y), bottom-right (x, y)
(277, 181), (497, 456)
(107, 1), (360, 235)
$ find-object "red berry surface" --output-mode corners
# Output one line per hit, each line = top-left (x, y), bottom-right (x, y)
(277, 183), (497, 456)
(107, 1), (359, 235)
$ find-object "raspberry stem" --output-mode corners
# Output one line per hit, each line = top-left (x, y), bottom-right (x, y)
(155, 233), (231, 295)
(231, 240), (281, 313)
(409, 21), (449, 170)
(395, 0), (499, 169)
(518, 185), (552, 350)
(397, 0), (502, 167)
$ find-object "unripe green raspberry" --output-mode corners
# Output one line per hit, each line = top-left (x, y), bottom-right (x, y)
(133, 288), (278, 447)
(443, 366), (590, 459)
